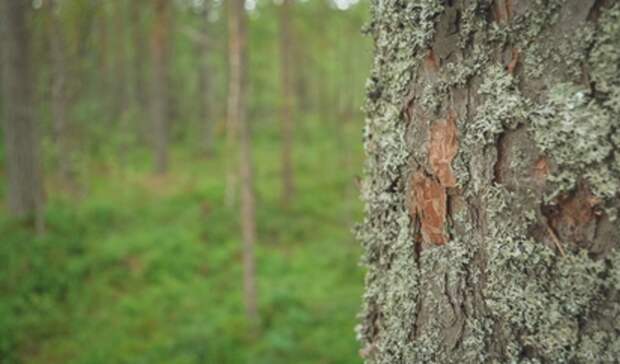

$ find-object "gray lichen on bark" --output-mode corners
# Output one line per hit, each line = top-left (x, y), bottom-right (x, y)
(357, 1), (620, 363)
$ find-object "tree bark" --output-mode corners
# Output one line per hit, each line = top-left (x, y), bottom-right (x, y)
(1, 0), (45, 228)
(278, 0), (295, 207)
(150, 0), (170, 174)
(228, 0), (259, 325)
(357, 1), (620, 363)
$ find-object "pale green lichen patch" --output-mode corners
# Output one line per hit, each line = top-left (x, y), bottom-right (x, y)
(484, 186), (620, 363)
(467, 66), (530, 145)
(558, 26), (596, 81)
(530, 83), (619, 201)
(590, 3), (620, 114)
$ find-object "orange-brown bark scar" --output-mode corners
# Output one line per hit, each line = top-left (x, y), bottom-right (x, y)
(410, 171), (447, 246)
(429, 112), (459, 188)
(533, 156), (550, 183)
(507, 48), (520, 75)
(424, 48), (440, 73)
(407, 112), (459, 247)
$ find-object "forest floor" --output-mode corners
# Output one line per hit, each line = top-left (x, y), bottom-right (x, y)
(0, 120), (365, 364)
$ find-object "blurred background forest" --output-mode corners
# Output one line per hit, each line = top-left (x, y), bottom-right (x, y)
(0, 0), (371, 363)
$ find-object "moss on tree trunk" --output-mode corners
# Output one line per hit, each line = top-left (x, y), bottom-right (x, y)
(357, 0), (620, 362)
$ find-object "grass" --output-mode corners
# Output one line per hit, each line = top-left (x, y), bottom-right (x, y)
(0, 118), (365, 364)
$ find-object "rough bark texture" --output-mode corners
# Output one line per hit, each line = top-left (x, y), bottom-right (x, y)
(229, 0), (259, 324)
(279, 0), (295, 207)
(357, 1), (620, 363)
(150, 0), (170, 174)
(1, 0), (45, 222)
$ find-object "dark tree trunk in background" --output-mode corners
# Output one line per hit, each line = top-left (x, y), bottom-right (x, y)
(357, 1), (620, 363)
(278, 0), (295, 207)
(150, 0), (170, 174)
(1, 0), (45, 228)
(228, 0), (259, 324)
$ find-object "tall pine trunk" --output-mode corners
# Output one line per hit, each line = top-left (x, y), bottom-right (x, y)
(228, 0), (259, 324)
(1, 0), (45, 229)
(278, 0), (295, 207)
(357, 1), (620, 362)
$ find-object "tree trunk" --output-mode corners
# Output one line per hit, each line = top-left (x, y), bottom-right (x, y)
(150, 0), (170, 174)
(225, 0), (238, 208)
(97, 3), (112, 121)
(46, 0), (74, 186)
(228, 0), (259, 325)
(357, 1), (620, 363)
(113, 0), (129, 119)
(130, 0), (146, 111)
(278, 0), (295, 207)
(201, 1), (214, 156)
(1, 0), (45, 228)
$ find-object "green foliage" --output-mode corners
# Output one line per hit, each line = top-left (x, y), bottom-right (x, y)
(0, 119), (365, 364)
(1, 0), (374, 362)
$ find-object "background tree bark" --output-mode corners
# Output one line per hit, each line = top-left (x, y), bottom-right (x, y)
(1, 0), (45, 228)
(150, 0), (170, 174)
(228, 0), (259, 324)
(279, 0), (295, 207)
(357, 1), (620, 363)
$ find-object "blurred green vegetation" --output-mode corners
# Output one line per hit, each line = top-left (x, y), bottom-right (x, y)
(0, 116), (365, 363)
(1, 0), (370, 362)
(0, 120), (363, 364)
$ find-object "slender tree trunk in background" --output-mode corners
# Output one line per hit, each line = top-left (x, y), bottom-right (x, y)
(358, 1), (620, 363)
(293, 35), (309, 114)
(201, 1), (214, 155)
(113, 0), (132, 171)
(278, 0), (295, 207)
(47, 0), (74, 187)
(98, 4), (112, 121)
(1, 0), (45, 230)
(317, 4), (330, 125)
(228, 0), (259, 325)
(225, 0), (238, 208)
(113, 0), (129, 119)
(150, 0), (170, 174)
(130, 0), (146, 111)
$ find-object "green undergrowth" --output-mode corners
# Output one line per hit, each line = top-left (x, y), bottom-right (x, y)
(0, 118), (365, 364)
